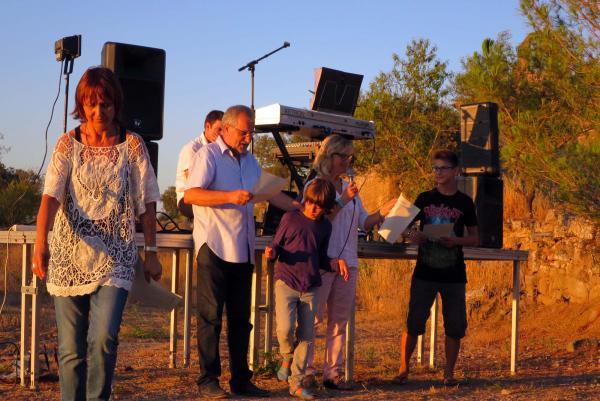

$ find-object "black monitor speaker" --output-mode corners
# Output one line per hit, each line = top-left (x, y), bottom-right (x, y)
(310, 67), (363, 116)
(261, 191), (298, 236)
(459, 102), (500, 176)
(457, 176), (503, 248)
(144, 141), (159, 177)
(102, 42), (165, 141)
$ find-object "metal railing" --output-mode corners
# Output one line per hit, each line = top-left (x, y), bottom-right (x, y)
(1, 228), (528, 389)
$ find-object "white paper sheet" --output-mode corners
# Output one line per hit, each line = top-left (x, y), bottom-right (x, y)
(252, 171), (287, 203)
(378, 193), (420, 244)
(128, 258), (182, 311)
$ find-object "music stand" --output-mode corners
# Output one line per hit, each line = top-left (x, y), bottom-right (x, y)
(310, 67), (363, 116)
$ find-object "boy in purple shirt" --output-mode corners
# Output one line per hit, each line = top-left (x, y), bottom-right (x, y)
(265, 179), (348, 400)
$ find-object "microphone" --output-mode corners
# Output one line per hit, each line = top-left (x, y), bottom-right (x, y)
(283, 41), (291, 48)
(346, 167), (356, 204)
(346, 167), (355, 183)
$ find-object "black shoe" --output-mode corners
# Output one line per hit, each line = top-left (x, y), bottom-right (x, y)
(323, 376), (353, 390)
(198, 380), (229, 399)
(230, 381), (270, 397)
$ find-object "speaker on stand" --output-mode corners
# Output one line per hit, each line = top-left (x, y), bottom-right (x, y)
(101, 42), (165, 177)
(144, 141), (159, 176)
(459, 102), (503, 248)
(460, 102), (499, 176)
(457, 176), (503, 248)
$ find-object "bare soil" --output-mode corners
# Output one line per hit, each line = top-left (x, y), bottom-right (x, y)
(1, 299), (599, 401)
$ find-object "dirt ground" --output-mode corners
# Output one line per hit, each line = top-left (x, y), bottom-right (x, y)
(1, 300), (599, 401)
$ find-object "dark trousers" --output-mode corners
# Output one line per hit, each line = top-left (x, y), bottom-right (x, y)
(196, 243), (254, 386)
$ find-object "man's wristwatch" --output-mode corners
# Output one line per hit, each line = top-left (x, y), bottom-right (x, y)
(144, 245), (158, 253)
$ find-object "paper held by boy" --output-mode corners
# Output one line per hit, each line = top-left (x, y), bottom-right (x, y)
(378, 193), (420, 244)
(252, 171), (288, 203)
(422, 223), (454, 240)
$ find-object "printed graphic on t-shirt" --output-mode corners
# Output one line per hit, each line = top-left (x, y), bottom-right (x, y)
(420, 203), (463, 269)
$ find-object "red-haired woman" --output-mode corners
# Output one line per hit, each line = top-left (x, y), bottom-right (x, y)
(32, 66), (161, 401)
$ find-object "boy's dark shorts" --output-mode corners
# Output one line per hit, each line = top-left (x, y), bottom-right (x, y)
(406, 277), (467, 340)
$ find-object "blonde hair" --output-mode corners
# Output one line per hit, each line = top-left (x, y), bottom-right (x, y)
(312, 134), (353, 177)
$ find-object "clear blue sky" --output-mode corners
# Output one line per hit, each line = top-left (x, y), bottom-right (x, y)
(0, 1), (529, 199)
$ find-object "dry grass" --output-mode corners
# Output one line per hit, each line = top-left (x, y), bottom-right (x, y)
(2, 300), (599, 401)
(356, 259), (412, 321)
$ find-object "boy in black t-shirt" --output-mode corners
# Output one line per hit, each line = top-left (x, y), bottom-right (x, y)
(395, 150), (479, 386)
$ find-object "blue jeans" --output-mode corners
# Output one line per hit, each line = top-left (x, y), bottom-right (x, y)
(274, 280), (317, 388)
(54, 285), (128, 401)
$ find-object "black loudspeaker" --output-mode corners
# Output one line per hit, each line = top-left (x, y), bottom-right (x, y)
(460, 102), (500, 176)
(457, 176), (503, 249)
(261, 191), (298, 236)
(144, 141), (158, 177)
(101, 42), (165, 141)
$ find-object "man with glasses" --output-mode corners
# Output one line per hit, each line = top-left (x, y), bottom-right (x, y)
(184, 105), (299, 398)
(395, 150), (479, 387)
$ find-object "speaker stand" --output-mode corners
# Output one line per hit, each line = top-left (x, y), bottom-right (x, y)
(62, 57), (76, 133)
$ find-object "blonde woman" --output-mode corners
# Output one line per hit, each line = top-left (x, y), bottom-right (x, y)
(304, 134), (396, 389)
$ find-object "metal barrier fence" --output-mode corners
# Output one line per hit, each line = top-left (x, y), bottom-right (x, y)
(0, 228), (528, 389)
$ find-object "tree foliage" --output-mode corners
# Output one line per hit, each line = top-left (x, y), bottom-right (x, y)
(252, 133), (314, 193)
(0, 163), (42, 228)
(160, 186), (180, 219)
(454, 0), (600, 220)
(252, 134), (294, 178)
(354, 39), (459, 198)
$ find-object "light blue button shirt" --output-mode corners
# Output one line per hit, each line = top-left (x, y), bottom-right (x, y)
(185, 136), (261, 264)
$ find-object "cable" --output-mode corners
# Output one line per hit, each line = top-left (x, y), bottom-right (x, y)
(155, 211), (184, 233)
(0, 227), (14, 319)
(155, 218), (166, 232)
(336, 199), (356, 259)
(336, 135), (376, 259)
(0, 61), (63, 321)
(0, 340), (20, 387)
(7, 60), (63, 213)
(37, 59), (64, 177)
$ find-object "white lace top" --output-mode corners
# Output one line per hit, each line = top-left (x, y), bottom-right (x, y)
(43, 130), (160, 297)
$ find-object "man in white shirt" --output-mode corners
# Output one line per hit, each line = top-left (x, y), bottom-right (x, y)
(185, 105), (299, 399)
(175, 109), (223, 218)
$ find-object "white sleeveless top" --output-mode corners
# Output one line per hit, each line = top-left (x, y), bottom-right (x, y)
(42, 131), (160, 296)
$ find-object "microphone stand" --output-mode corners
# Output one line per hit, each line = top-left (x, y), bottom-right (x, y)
(238, 41), (290, 112)
(238, 42), (290, 154)
(62, 56), (76, 133)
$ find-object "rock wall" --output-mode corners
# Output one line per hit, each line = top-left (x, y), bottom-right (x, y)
(505, 212), (599, 304)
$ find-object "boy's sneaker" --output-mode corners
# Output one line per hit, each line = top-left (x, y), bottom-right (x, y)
(277, 358), (292, 382)
(290, 386), (315, 400)
(323, 375), (353, 390)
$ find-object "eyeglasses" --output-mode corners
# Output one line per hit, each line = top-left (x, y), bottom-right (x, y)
(332, 152), (355, 162)
(228, 124), (254, 138)
(432, 166), (455, 172)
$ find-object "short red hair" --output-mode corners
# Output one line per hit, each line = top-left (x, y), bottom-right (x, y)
(71, 66), (123, 124)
